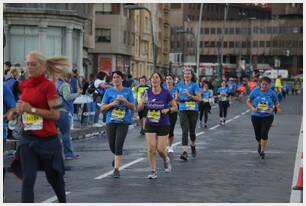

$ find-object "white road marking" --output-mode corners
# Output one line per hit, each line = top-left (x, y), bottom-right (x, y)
(42, 192), (71, 203)
(94, 158), (145, 180)
(209, 125), (220, 130)
(44, 108), (250, 201)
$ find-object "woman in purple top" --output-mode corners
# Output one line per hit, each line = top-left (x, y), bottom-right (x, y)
(138, 72), (177, 179)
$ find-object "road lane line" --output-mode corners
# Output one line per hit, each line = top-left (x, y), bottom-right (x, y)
(94, 158), (144, 180)
(233, 115), (241, 119)
(209, 125), (220, 130)
(42, 191), (71, 203)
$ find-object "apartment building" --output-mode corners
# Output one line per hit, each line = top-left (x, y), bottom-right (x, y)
(3, 3), (95, 77)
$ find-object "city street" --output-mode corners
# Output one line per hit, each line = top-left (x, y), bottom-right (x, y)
(3, 93), (302, 203)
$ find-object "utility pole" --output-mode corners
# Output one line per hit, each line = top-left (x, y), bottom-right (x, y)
(220, 3), (229, 83)
(196, 3), (203, 78)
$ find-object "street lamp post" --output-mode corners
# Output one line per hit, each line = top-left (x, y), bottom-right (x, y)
(220, 3), (229, 83)
(124, 4), (157, 72)
(176, 29), (196, 70)
(196, 3), (203, 78)
(248, 17), (256, 77)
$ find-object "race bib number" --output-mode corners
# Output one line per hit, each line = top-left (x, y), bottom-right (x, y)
(22, 113), (43, 130)
(111, 109), (126, 121)
(221, 95), (227, 101)
(257, 103), (269, 112)
(185, 101), (196, 110)
(147, 110), (161, 123)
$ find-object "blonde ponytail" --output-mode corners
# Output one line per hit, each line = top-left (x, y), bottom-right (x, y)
(27, 51), (71, 81)
(46, 56), (70, 81)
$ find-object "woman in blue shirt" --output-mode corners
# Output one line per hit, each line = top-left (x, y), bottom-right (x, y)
(199, 81), (213, 128)
(247, 77), (280, 159)
(101, 71), (135, 178)
(216, 80), (230, 125)
(176, 68), (201, 161)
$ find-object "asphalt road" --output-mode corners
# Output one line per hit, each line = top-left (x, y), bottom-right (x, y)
(3, 93), (302, 203)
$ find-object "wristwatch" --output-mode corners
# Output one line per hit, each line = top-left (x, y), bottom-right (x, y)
(31, 107), (37, 114)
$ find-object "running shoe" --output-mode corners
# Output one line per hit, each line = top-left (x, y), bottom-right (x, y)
(112, 159), (114, 167)
(147, 171), (157, 179)
(113, 169), (120, 178)
(164, 157), (172, 173)
(140, 128), (145, 135)
(204, 124), (208, 129)
(190, 145), (197, 157)
(220, 119), (223, 125)
(223, 119), (226, 124)
(180, 151), (188, 161)
(168, 146), (174, 153)
(260, 151), (265, 160)
(65, 154), (80, 160)
(257, 144), (261, 154)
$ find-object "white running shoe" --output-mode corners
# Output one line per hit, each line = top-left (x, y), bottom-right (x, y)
(164, 157), (172, 173)
(168, 146), (174, 153)
(147, 171), (157, 179)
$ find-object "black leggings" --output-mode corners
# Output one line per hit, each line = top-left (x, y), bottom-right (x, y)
(106, 124), (129, 155)
(219, 101), (229, 118)
(20, 144), (66, 203)
(251, 115), (274, 141)
(169, 112), (178, 138)
(199, 102), (210, 123)
(179, 111), (198, 146)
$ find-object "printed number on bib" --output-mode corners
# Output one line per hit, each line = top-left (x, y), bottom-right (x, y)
(111, 109), (126, 121)
(185, 101), (196, 110)
(22, 113), (43, 130)
(221, 95), (227, 101)
(257, 102), (269, 112)
(147, 110), (161, 123)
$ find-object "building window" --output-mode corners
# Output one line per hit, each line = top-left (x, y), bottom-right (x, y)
(9, 25), (39, 65)
(229, 28), (234, 34)
(253, 27), (259, 34)
(204, 41), (209, 47)
(272, 41), (278, 48)
(259, 41), (265, 48)
(236, 28), (240, 35)
(293, 40), (298, 48)
(235, 41), (241, 48)
(287, 40), (292, 48)
(200, 41), (204, 48)
(253, 41), (258, 48)
(242, 41), (246, 48)
(266, 27), (272, 34)
(266, 41), (271, 47)
(259, 27), (265, 34)
(96, 3), (112, 14)
(229, 41), (234, 48)
(46, 27), (64, 57)
(272, 27), (279, 34)
(95, 28), (111, 42)
(200, 27), (204, 34)
(217, 28), (222, 34)
(224, 42), (228, 48)
(204, 28), (209, 34)
(216, 41), (221, 47)
(211, 27), (216, 34)
(210, 41), (215, 47)
(225, 28), (229, 35)
(72, 29), (80, 68)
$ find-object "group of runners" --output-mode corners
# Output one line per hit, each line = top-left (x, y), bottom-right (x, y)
(4, 51), (284, 203)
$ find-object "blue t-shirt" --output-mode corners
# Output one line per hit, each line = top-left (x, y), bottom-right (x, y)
(248, 87), (278, 117)
(102, 87), (135, 124)
(145, 88), (173, 126)
(176, 81), (200, 111)
(201, 89), (213, 102)
(217, 87), (230, 102)
(4, 84), (16, 114)
(227, 82), (237, 93)
(164, 85), (177, 99)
